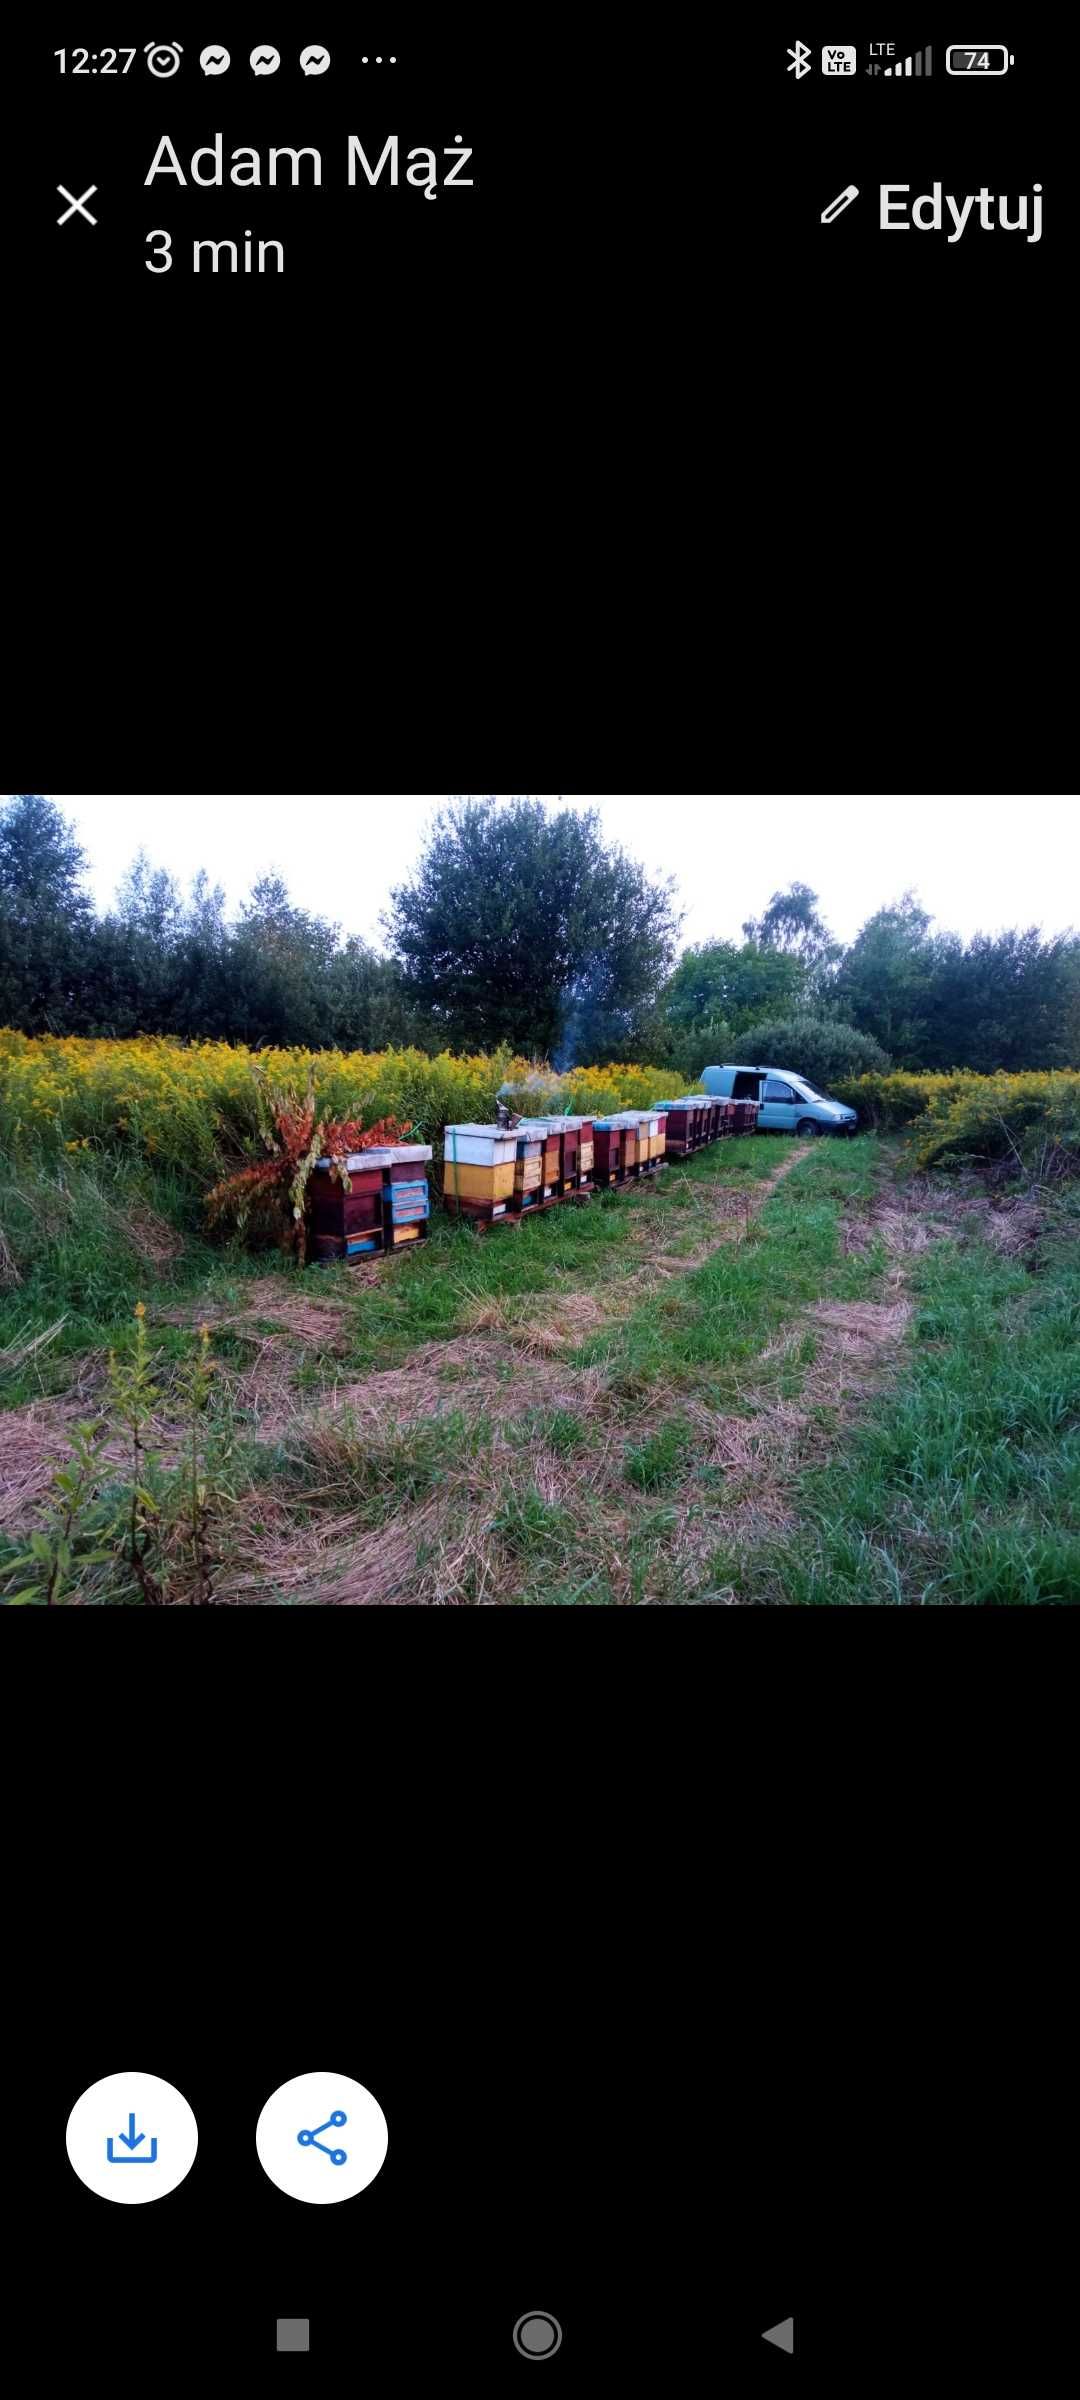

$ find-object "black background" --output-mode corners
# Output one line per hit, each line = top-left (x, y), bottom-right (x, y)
(9, 17), (1071, 793)
(10, 1666), (1073, 2387)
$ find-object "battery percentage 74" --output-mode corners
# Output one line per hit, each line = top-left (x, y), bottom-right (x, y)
(945, 46), (1015, 74)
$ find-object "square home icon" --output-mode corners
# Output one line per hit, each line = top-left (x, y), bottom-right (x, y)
(822, 46), (857, 74)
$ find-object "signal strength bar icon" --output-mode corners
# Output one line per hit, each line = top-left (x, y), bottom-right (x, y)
(867, 45), (933, 77)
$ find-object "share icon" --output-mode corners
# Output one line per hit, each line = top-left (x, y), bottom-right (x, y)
(297, 2109), (348, 2166)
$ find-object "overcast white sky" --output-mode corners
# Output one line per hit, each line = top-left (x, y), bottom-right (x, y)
(51, 795), (1078, 952)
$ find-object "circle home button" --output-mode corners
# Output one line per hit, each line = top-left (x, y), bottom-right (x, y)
(513, 2312), (563, 2359)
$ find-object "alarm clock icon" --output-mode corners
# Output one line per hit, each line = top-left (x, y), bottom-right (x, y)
(145, 42), (183, 79)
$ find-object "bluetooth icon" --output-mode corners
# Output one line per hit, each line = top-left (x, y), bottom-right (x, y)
(787, 41), (812, 79)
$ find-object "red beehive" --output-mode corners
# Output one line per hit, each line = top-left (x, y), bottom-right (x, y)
(311, 1161), (383, 1239)
(592, 1119), (624, 1184)
(516, 1122), (563, 1202)
(662, 1103), (695, 1157)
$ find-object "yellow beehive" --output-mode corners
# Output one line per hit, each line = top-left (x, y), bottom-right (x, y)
(443, 1159), (517, 1202)
(443, 1124), (521, 1221)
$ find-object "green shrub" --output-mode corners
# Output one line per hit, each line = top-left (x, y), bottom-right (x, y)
(717, 1016), (888, 1093)
(832, 1068), (1080, 1173)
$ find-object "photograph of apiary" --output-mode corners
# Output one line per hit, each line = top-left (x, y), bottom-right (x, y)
(8, 791), (1074, 1612)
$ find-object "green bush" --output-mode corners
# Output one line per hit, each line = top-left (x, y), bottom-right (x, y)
(830, 1071), (975, 1129)
(712, 1016), (888, 1094)
(832, 1068), (1080, 1174)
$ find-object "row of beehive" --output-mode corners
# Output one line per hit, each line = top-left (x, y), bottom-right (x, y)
(309, 1144), (434, 1263)
(442, 1096), (760, 1226)
(659, 1094), (760, 1155)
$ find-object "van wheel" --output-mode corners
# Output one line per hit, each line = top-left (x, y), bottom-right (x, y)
(796, 1119), (821, 1138)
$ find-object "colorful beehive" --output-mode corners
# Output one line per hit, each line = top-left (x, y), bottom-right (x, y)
(614, 1114), (641, 1179)
(309, 1144), (433, 1264)
(514, 1130), (545, 1212)
(659, 1100), (696, 1158)
(577, 1118), (596, 1187)
(732, 1099), (761, 1135)
(717, 1099), (738, 1137)
(443, 1124), (520, 1223)
(514, 1121), (563, 1203)
(592, 1117), (625, 1186)
(679, 1097), (708, 1148)
(554, 1116), (587, 1192)
(620, 1109), (660, 1174)
(642, 1111), (663, 1171)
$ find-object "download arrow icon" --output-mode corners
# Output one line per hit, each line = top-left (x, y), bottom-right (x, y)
(107, 2111), (158, 2163)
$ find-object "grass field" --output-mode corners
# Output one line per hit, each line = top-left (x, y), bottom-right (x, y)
(2, 1134), (1078, 1603)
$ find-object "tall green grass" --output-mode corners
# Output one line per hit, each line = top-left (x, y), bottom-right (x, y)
(708, 1197), (1080, 1604)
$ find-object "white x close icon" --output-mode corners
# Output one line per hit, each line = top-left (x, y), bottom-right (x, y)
(57, 184), (98, 227)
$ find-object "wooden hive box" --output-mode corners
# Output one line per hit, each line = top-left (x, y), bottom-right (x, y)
(592, 1118), (624, 1185)
(615, 1115), (641, 1176)
(311, 1159), (384, 1241)
(620, 1110), (654, 1173)
(661, 1102), (694, 1157)
(557, 1116), (583, 1187)
(309, 1143), (433, 1265)
(641, 1111), (662, 1171)
(514, 1132), (545, 1211)
(514, 1121), (564, 1203)
(443, 1124), (520, 1223)
(380, 1144), (434, 1249)
(522, 1114), (588, 1192)
(577, 1118), (596, 1186)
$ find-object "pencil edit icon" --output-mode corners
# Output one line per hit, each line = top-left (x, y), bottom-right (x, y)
(821, 184), (859, 224)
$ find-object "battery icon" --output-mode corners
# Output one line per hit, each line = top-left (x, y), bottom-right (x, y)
(945, 45), (1015, 74)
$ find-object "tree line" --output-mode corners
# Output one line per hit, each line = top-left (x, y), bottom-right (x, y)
(2, 795), (1077, 1077)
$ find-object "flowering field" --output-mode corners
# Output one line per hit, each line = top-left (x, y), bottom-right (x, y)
(832, 1068), (1080, 1170)
(0, 1032), (690, 1191)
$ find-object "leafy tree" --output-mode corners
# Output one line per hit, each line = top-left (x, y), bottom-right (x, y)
(742, 883), (839, 998)
(225, 874), (340, 1047)
(0, 794), (95, 1031)
(831, 894), (937, 1064)
(323, 939), (433, 1054)
(384, 799), (681, 1060)
(919, 927), (1080, 1072)
(714, 1015), (888, 1090)
(658, 938), (805, 1069)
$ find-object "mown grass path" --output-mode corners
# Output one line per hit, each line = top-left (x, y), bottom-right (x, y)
(4, 1134), (1076, 1602)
